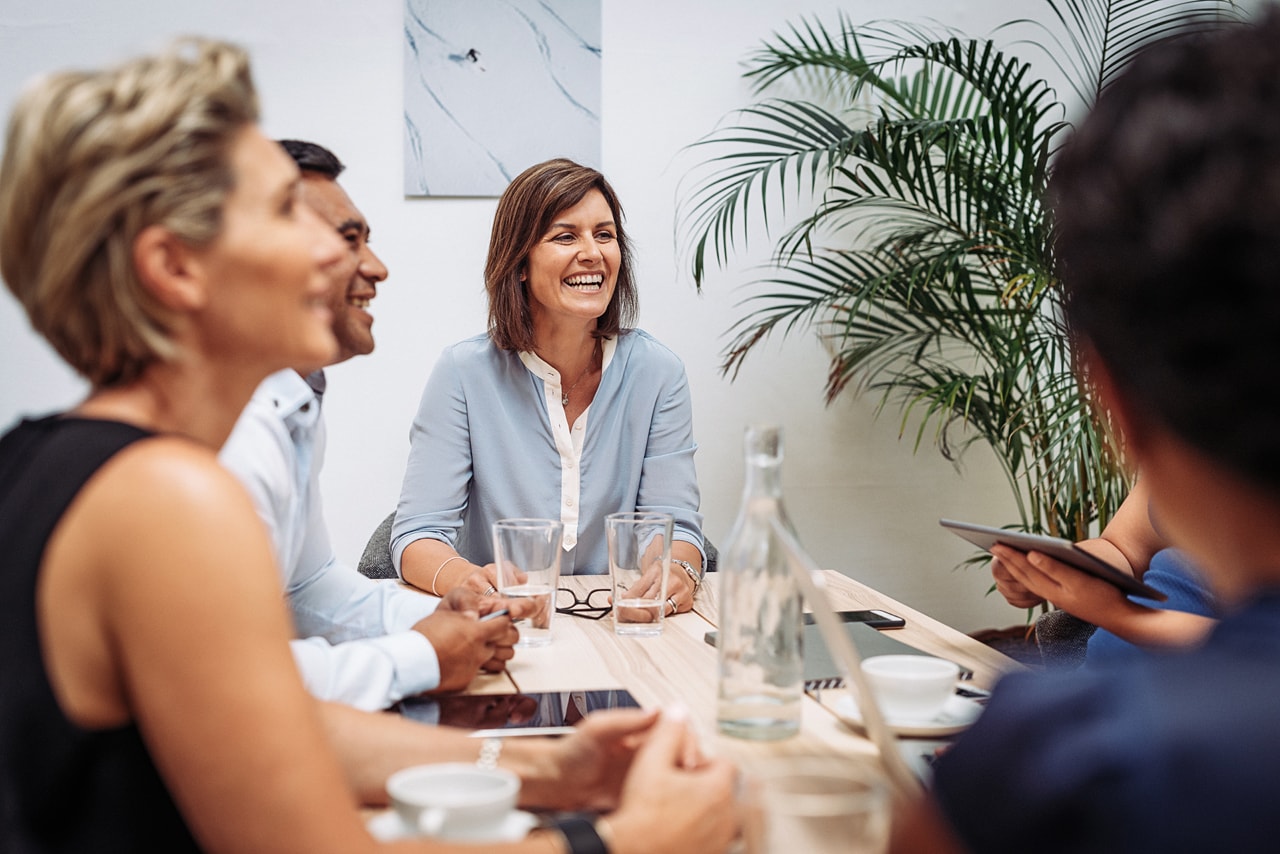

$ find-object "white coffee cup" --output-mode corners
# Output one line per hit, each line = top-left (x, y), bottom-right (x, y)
(860, 654), (960, 722)
(385, 763), (520, 840)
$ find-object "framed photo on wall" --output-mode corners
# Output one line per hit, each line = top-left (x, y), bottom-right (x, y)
(404, 0), (602, 197)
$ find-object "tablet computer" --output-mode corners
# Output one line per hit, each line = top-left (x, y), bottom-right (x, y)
(939, 518), (1166, 601)
(395, 689), (642, 737)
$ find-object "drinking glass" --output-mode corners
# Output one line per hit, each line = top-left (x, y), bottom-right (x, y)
(606, 511), (673, 637)
(492, 518), (563, 648)
(740, 756), (890, 854)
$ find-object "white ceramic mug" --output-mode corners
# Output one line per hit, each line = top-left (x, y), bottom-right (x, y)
(385, 763), (520, 840)
(860, 654), (960, 722)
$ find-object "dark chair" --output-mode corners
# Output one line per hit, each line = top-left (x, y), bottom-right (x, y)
(357, 511), (398, 580)
(1033, 608), (1096, 669)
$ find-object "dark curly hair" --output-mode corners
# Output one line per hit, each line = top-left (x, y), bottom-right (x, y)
(1051, 6), (1280, 495)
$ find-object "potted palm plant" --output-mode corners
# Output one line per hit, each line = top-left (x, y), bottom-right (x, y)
(679, 0), (1246, 550)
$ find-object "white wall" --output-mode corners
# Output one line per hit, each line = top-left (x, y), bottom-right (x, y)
(0, 0), (1052, 633)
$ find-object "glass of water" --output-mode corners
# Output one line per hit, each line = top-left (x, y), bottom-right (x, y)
(492, 518), (563, 648)
(740, 755), (890, 854)
(606, 511), (674, 637)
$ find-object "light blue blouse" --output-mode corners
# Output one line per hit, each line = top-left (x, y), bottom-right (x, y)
(391, 329), (704, 576)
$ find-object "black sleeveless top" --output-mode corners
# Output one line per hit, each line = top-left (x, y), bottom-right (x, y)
(0, 415), (200, 852)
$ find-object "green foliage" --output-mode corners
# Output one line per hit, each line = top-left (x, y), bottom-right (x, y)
(680, 1), (1245, 542)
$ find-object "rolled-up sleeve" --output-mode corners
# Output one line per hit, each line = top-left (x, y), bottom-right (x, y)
(290, 632), (439, 711)
(392, 346), (473, 573)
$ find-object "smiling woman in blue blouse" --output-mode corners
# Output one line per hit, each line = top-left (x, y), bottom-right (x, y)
(392, 159), (706, 614)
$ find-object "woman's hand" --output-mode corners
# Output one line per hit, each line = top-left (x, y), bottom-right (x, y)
(990, 550), (1047, 609)
(603, 708), (740, 854)
(457, 562), (503, 597)
(991, 544), (1127, 627)
(516, 708), (657, 811)
(609, 558), (696, 623)
(664, 563), (697, 613)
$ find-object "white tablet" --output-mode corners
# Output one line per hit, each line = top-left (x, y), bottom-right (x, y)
(939, 518), (1166, 601)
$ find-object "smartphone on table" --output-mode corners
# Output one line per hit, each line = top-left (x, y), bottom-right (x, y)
(704, 607), (907, 648)
(802, 609), (906, 630)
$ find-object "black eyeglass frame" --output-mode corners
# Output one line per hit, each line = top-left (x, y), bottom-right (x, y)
(555, 587), (611, 620)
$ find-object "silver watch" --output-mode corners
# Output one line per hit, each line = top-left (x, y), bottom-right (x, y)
(672, 559), (702, 591)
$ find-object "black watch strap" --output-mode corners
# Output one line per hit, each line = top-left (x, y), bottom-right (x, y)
(553, 816), (610, 854)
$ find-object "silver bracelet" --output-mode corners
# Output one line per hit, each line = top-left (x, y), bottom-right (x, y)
(476, 737), (502, 770)
(672, 559), (701, 592)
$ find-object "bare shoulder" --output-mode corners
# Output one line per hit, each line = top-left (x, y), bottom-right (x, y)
(105, 434), (248, 501)
(74, 435), (268, 561)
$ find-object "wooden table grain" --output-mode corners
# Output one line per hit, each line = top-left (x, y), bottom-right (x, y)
(502, 571), (1019, 766)
(370, 571), (1021, 846)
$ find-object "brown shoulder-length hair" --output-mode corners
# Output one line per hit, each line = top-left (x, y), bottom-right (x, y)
(485, 158), (637, 351)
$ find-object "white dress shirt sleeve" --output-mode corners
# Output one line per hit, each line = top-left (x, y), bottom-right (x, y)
(289, 631), (439, 711)
(221, 370), (443, 709)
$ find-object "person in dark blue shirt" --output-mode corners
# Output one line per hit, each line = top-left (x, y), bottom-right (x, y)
(893, 9), (1280, 852)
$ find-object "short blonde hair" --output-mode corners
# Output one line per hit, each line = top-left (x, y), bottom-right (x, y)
(0, 38), (259, 387)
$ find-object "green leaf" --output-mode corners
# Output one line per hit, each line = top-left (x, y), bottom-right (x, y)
(676, 1), (1245, 545)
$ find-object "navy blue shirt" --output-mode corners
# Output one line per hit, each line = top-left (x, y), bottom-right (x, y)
(933, 591), (1280, 853)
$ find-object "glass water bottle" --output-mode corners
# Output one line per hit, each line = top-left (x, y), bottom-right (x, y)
(716, 424), (803, 740)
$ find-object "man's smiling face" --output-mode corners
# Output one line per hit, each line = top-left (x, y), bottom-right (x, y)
(298, 172), (388, 363)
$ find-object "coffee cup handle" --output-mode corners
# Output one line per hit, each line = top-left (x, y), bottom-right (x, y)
(417, 807), (447, 837)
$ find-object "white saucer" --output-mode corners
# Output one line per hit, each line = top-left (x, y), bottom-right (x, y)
(367, 809), (538, 842)
(834, 693), (983, 737)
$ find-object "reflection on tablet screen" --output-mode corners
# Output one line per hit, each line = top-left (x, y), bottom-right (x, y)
(396, 689), (641, 731)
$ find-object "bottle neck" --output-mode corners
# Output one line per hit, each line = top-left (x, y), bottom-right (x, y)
(742, 455), (784, 500)
(740, 424), (786, 503)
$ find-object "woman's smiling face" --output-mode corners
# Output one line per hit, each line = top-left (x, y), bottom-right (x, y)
(522, 188), (620, 332)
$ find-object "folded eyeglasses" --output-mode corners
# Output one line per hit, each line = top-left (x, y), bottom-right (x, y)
(555, 587), (611, 620)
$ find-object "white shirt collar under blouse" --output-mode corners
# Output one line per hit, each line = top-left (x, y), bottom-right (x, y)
(517, 337), (617, 551)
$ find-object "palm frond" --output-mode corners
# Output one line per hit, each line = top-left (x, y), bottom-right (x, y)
(678, 0), (1244, 543)
(1010, 0), (1247, 106)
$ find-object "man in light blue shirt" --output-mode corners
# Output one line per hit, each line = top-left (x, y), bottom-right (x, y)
(220, 140), (523, 711)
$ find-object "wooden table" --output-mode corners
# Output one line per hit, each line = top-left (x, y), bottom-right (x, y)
(498, 571), (1018, 766)
(373, 571), (1019, 847)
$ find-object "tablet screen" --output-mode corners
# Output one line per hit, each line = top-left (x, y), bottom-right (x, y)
(396, 689), (642, 734)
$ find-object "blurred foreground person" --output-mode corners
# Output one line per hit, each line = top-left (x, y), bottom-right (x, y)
(893, 9), (1280, 853)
